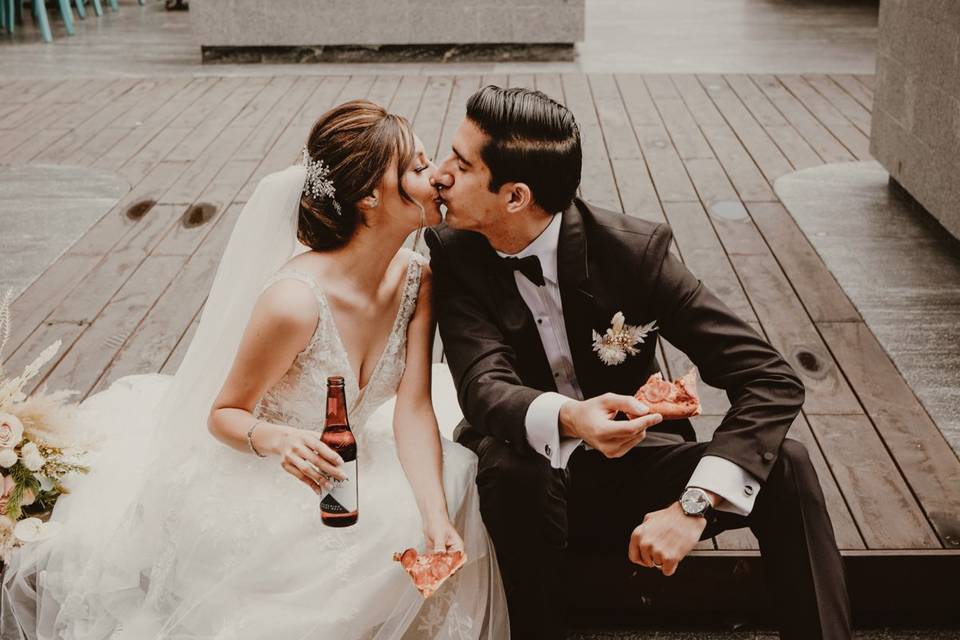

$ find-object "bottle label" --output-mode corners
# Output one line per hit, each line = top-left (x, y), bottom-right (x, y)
(320, 459), (358, 514)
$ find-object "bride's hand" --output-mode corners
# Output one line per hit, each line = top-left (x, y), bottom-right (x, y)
(272, 426), (346, 495)
(423, 515), (465, 553)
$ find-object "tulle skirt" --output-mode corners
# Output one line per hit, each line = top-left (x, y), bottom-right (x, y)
(0, 364), (508, 640)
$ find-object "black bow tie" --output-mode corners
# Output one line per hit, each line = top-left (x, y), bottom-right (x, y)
(499, 255), (545, 287)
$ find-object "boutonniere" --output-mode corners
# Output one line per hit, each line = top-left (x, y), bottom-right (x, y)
(591, 312), (658, 366)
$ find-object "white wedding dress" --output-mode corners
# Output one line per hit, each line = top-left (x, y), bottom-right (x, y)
(0, 166), (509, 640)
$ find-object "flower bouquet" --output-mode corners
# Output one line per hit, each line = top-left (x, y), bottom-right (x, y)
(0, 289), (91, 562)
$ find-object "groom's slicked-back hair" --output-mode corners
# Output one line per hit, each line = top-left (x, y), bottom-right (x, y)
(466, 85), (581, 214)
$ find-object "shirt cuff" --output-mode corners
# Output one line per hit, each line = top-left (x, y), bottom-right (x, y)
(524, 392), (582, 469)
(687, 455), (760, 517)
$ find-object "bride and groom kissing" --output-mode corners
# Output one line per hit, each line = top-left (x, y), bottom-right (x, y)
(0, 86), (852, 639)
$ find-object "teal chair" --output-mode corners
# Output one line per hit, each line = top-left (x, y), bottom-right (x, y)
(7, 0), (76, 42)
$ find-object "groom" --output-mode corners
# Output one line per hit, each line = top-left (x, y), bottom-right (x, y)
(425, 86), (852, 640)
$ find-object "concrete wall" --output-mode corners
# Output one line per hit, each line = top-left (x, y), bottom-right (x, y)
(870, 0), (960, 240)
(192, 0), (585, 48)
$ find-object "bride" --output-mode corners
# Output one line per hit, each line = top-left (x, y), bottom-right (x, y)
(0, 100), (509, 639)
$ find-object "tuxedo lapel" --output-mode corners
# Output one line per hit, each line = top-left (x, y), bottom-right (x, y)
(481, 250), (557, 392)
(557, 203), (616, 399)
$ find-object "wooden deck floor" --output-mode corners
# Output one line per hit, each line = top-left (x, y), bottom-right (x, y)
(1, 72), (958, 620)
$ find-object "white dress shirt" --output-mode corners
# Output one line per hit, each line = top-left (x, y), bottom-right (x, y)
(496, 214), (760, 516)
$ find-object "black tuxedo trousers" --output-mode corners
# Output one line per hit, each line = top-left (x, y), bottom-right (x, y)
(460, 431), (852, 639)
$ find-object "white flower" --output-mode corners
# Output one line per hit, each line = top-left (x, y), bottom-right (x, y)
(0, 414), (24, 449)
(591, 312), (658, 366)
(21, 442), (44, 472)
(13, 517), (61, 543)
(0, 448), (17, 468)
(37, 475), (54, 492)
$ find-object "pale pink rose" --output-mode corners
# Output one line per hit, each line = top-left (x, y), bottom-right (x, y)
(0, 414), (24, 449)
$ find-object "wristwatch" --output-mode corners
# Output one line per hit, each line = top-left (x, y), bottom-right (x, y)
(679, 487), (714, 520)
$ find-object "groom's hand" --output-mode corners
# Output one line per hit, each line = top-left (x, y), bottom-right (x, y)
(558, 394), (663, 458)
(628, 501), (710, 577)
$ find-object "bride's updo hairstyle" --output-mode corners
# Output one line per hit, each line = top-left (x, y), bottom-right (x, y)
(298, 100), (418, 251)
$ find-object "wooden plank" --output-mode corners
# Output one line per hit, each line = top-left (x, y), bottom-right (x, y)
(437, 76), (482, 161)
(161, 311), (200, 375)
(0, 78), (59, 105)
(164, 77), (270, 163)
(807, 414), (941, 549)
(616, 75), (698, 205)
(93, 204), (241, 390)
(728, 253), (862, 415)
(39, 255), (189, 400)
(721, 75), (788, 127)
(777, 74), (871, 159)
(235, 76), (323, 163)
(413, 75), (453, 160)
(388, 75), (428, 121)
(803, 74), (872, 136)
(111, 77), (193, 130)
(746, 202), (861, 323)
(563, 74), (621, 212)
(819, 322), (960, 549)
(367, 75), (402, 108)
(650, 96), (714, 161)
(723, 75), (823, 171)
(534, 74), (564, 104)
(615, 74), (661, 127)
(829, 74), (873, 111)
(32, 80), (141, 164)
(611, 158), (665, 222)
(236, 75), (352, 203)
(481, 74), (508, 89)
(508, 74), (535, 89)
(160, 124), (258, 206)
(750, 75), (854, 164)
(695, 74), (794, 185)
(632, 124), (699, 204)
(661, 201), (757, 323)
(590, 74), (642, 161)
(698, 124), (778, 201)
(93, 77), (221, 173)
(709, 410), (864, 551)
(3, 128), (70, 164)
(854, 74), (876, 91)
(785, 413), (865, 550)
(667, 75), (725, 126)
(642, 74), (679, 100)
(670, 76), (779, 202)
(4, 255), (102, 363)
(1, 321), (86, 399)
(55, 80), (198, 167)
(66, 161), (191, 258)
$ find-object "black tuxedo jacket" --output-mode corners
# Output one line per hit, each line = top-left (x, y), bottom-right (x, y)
(425, 198), (805, 484)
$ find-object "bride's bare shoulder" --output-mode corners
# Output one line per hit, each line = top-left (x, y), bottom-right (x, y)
(255, 277), (320, 336)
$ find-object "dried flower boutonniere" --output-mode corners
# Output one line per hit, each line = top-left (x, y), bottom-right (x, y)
(591, 312), (658, 366)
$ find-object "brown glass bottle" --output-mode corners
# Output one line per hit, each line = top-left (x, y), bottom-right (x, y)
(320, 376), (358, 527)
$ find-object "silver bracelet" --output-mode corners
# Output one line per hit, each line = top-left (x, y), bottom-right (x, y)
(247, 420), (268, 458)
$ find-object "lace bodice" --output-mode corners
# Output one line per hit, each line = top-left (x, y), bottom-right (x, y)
(254, 251), (427, 440)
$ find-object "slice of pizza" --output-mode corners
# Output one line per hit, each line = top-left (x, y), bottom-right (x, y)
(629, 368), (702, 420)
(393, 548), (468, 598)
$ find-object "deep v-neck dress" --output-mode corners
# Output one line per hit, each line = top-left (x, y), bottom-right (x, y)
(0, 251), (509, 640)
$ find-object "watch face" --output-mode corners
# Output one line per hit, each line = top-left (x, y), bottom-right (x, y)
(681, 489), (708, 516)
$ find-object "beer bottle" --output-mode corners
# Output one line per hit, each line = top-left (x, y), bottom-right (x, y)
(320, 376), (358, 527)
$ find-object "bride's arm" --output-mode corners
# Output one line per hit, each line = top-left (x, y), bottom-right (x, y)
(207, 280), (346, 493)
(393, 261), (462, 551)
